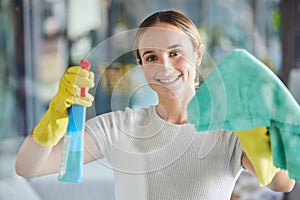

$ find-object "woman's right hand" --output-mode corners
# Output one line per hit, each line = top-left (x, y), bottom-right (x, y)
(33, 66), (95, 146)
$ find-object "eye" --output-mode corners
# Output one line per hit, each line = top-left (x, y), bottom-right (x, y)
(145, 55), (158, 62)
(170, 50), (181, 57)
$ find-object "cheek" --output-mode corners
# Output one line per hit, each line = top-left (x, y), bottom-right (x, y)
(178, 60), (197, 81)
(185, 65), (197, 88)
(143, 67), (156, 82)
(143, 69), (160, 91)
(186, 66), (196, 84)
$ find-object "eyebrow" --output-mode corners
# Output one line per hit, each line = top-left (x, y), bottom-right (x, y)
(141, 44), (183, 58)
(142, 50), (155, 58)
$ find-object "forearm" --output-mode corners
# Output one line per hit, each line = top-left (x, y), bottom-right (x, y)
(242, 154), (295, 192)
(267, 170), (295, 192)
(15, 131), (63, 178)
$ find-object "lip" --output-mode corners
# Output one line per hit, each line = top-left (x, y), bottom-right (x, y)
(156, 74), (182, 85)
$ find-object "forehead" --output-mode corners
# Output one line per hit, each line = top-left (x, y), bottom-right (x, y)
(138, 23), (193, 50)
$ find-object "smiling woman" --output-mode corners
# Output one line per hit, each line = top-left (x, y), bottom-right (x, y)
(15, 9), (295, 200)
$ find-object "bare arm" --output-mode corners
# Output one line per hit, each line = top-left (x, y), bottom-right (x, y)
(242, 154), (295, 192)
(15, 130), (101, 178)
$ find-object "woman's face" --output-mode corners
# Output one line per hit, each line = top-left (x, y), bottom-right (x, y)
(138, 22), (202, 100)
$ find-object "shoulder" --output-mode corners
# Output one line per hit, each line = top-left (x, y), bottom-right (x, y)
(196, 130), (242, 159)
(197, 130), (239, 145)
(217, 130), (241, 153)
(86, 106), (154, 130)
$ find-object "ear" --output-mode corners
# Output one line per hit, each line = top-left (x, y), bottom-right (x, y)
(136, 58), (143, 66)
(196, 44), (204, 66)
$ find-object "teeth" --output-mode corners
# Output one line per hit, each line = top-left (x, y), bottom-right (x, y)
(158, 75), (180, 83)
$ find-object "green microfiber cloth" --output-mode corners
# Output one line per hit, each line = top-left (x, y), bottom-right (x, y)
(188, 49), (300, 180)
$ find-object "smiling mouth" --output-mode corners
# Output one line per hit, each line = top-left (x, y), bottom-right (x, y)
(156, 75), (182, 84)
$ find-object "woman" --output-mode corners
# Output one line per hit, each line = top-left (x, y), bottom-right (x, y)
(16, 10), (294, 199)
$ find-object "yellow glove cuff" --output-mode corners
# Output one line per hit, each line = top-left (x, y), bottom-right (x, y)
(235, 127), (280, 186)
(33, 109), (68, 146)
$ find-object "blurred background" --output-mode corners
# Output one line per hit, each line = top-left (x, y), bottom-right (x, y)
(0, 0), (300, 199)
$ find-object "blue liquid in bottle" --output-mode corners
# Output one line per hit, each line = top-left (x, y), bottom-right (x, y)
(58, 105), (85, 183)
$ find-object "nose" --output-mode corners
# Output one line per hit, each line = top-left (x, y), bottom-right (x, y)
(161, 55), (173, 70)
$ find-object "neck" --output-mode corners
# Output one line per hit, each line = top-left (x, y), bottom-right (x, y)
(156, 97), (190, 124)
(155, 85), (196, 124)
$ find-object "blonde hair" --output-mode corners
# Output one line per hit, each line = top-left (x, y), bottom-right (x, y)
(133, 10), (202, 65)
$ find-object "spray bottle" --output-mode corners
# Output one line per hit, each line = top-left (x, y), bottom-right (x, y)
(58, 59), (90, 183)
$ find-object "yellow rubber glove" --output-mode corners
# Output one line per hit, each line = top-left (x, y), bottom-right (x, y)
(234, 127), (280, 186)
(33, 66), (95, 146)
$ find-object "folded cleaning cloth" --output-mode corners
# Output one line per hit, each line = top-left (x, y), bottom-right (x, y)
(188, 49), (300, 180)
